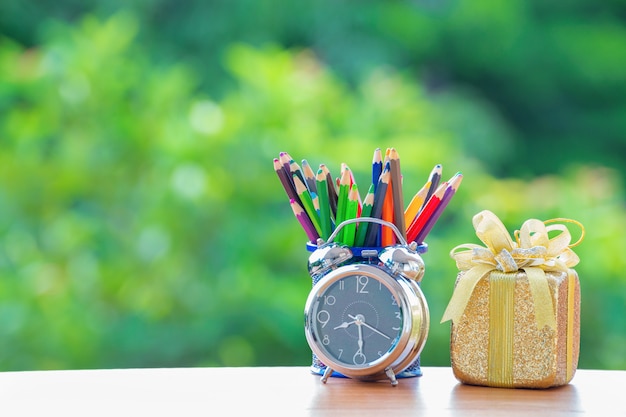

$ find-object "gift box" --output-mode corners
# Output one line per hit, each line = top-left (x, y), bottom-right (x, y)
(441, 210), (584, 389)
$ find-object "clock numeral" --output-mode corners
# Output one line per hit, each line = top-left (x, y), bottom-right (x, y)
(338, 280), (345, 290)
(356, 275), (369, 294)
(391, 295), (398, 306)
(353, 351), (367, 365)
(393, 311), (402, 331)
(338, 349), (344, 359)
(322, 335), (330, 346)
(323, 295), (336, 305)
(317, 310), (330, 328)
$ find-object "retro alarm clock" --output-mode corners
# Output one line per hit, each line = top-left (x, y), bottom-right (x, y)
(304, 218), (430, 386)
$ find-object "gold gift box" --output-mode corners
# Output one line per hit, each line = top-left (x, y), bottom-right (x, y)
(442, 210), (584, 389)
(450, 269), (580, 388)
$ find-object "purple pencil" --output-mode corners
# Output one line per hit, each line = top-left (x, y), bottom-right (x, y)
(274, 158), (301, 205)
(290, 198), (319, 243)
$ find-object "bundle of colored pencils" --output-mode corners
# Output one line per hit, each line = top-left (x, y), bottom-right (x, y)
(273, 148), (462, 247)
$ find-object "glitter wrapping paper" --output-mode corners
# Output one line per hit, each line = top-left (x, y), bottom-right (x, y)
(450, 269), (580, 389)
(441, 210), (584, 389)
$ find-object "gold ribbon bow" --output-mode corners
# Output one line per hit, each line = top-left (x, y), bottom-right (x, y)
(441, 210), (583, 330)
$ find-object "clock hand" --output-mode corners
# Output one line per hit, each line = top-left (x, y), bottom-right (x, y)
(360, 321), (391, 340)
(352, 321), (366, 366)
(333, 320), (356, 330)
(356, 320), (364, 353)
(348, 314), (391, 340)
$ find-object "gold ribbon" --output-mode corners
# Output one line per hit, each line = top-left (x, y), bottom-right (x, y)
(566, 269), (577, 382)
(441, 210), (583, 330)
(488, 272), (516, 387)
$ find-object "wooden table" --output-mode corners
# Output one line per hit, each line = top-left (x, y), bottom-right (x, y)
(1, 366), (624, 416)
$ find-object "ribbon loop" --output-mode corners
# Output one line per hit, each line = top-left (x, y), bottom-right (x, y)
(495, 249), (518, 273)
(441, 210), (584, 330)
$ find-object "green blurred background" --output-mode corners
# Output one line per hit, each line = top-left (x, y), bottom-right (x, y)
(0, 1), (625, 371)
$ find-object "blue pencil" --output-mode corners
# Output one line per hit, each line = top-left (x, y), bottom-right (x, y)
(372, 148), (383, 193)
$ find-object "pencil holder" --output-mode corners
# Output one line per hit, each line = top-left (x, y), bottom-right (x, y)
(304, 218), (429, 382)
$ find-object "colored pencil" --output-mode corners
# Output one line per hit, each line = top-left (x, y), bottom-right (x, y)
(421, 164), (442, 213)
(413, 172), (463, 244)
(290, 159), (306, 188)
(381, 161), (395, 246)
(320, 164), (338, 219)
(275, 150), (459, 249)
(342, 184), (360, 246)
(334, 167), (352, 242)
(354, 184), (375, 247)
(363, 168), (390, 247)
(372, 148), (383, 191)
(290, 198), (319, 243)
(294, 174), (322, 236)
(406, 179), (448, 243)
(301, 159), (317, 195)
(316, 168), (333, 240)
(311, 192), (320, 212)
(279, 152), (293, 175)
(273, 158), (300, 205)
(388, 148), (406, 238)
(404, 179), (431, 227)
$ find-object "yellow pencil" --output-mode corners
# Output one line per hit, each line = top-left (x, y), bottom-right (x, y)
(404, 180), (431, 227)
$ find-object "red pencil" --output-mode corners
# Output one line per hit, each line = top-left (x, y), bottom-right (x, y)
(413, 173), (463, 244)
(406, 180), (447, 243)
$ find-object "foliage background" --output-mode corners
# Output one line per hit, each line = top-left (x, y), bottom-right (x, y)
(0, 1), (624, 371)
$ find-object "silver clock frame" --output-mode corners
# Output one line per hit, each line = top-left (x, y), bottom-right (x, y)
(303, 218), (430, 386)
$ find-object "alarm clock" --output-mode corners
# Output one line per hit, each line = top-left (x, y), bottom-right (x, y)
(304, 217), (430, 386)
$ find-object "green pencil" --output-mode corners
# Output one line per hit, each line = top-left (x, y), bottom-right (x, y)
(334, 167), (351, 243)
(294, 174), (322, 237)
(342, 184), (360, 246)
(354, 184), (375, 247)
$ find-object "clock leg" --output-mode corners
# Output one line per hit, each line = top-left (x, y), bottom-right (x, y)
(321, 366), (334, 384)
(385, 367), (398, 386)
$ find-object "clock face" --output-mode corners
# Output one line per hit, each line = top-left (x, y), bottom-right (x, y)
(309, 271), (404, 368)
